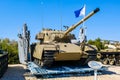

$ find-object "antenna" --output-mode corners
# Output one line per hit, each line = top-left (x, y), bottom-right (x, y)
(59, 0), (63, 31)
(60, 15), (62, 31)
(40, 0), (44, 29)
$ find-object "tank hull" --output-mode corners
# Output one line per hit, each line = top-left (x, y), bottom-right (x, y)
(31, 43), (97, 67)
(54, 53), (81, 61)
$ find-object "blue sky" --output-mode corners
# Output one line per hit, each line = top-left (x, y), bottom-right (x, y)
(0, 0), (120, 42)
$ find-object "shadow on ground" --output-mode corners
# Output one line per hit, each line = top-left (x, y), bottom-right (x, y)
(101, 70), (116, 75)
(1, 65), (26, 80)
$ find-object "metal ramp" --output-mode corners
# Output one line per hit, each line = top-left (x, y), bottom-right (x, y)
(27, 62), (107, 78)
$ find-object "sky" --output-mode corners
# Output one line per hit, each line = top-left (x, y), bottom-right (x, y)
(0, 0), (120, 43)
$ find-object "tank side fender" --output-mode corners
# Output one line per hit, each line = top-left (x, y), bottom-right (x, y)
(33, 45), (44, 60)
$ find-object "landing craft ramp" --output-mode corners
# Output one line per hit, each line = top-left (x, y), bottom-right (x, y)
(27, 62), (107, 78)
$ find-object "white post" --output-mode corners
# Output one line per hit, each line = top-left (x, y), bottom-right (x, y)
(94, 69), (97, 80)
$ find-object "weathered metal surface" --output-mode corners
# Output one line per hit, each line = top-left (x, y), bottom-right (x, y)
(27, 62), (107, 78)
(18, 24), (30, 64)
(24, 65), (120, 80)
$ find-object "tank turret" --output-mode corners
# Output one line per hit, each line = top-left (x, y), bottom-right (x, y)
(36, 8), (100, 43)
(35, 29), (75, 43)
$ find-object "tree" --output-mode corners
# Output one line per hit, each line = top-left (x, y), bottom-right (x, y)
(88, 39), (95, 45)
(0, 38), (19, 64)
(88, 38), (105, 51)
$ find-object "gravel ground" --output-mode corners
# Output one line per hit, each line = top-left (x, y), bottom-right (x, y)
(1, 64), (120, 80)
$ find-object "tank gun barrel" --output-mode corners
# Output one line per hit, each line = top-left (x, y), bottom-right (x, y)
(63, 8), (100, 37)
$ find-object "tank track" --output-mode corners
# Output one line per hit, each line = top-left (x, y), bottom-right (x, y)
(85, 51), (97, 63)
(34, 50), (57, 67)
(78, 51), (97, 65)
(98, 52), (120, 65)
(41, 50), (55, 67)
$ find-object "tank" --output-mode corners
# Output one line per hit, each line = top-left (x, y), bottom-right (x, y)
(97, 40), (120, 65)
(0, 49), (8, 78)
(31, 8), (100, 67)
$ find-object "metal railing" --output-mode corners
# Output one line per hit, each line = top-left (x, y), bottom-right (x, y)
(0, 52), (8, 78)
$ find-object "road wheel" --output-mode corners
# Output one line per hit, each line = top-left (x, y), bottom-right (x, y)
(109, 59), (115, 65)
(103, 58), (109, 65)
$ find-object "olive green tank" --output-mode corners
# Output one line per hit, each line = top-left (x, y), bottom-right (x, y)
(31, 8), (100, 67)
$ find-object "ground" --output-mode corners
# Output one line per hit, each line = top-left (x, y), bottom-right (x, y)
(1, 64), (120, 80)
(1, 64), (26, 80)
